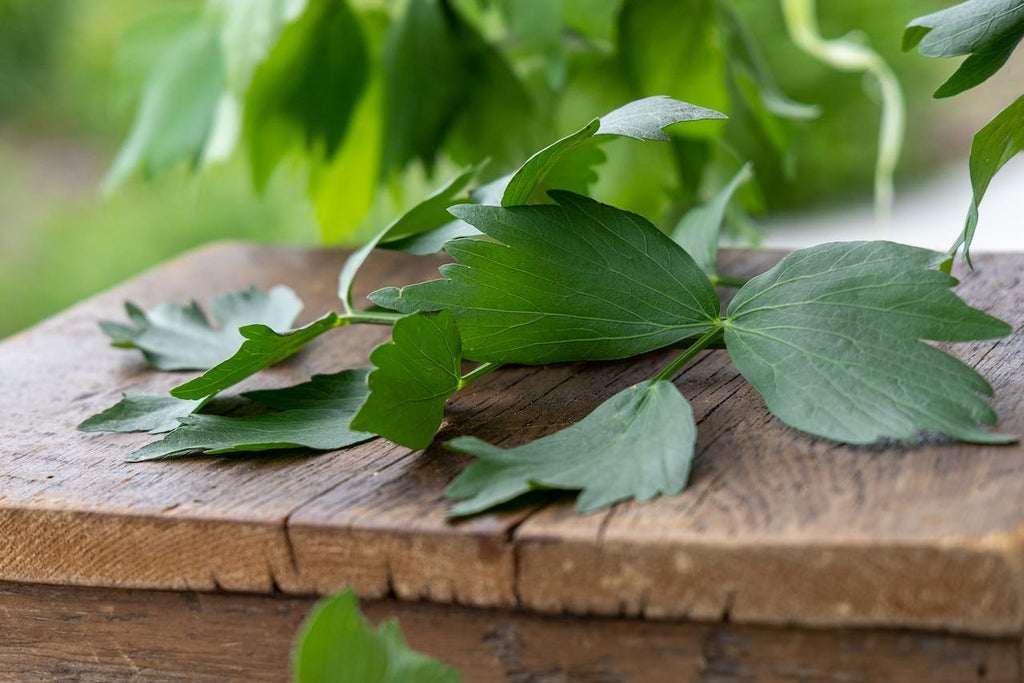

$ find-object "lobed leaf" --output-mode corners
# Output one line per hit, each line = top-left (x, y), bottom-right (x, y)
(446, 380), (697, 515)
(100, 285), (303, 371)
(724, 241), (1013, 445)
(369, 192), (720, 365)
(350, 311), (463, 450)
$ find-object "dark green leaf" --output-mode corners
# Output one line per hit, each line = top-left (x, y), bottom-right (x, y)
(245, 0), (368, 189)
(129, 369), (373, 461)
(350, 311), (463, 449)
(102, 23), (224, 191)
(171, 312), (342, 400)
(101, 286), (304, 371)
(724, 241), (1014, 445)
(903, 0), (1024, 97)
(446, 380), (697, 515)
(501, 96), (726, 206)
(370, 192), (720, 364)
(292, 588), (462, 683)
(956, 93), (1024, 262)
(78, 394), (205, 434)
(671, 162), (753, 274)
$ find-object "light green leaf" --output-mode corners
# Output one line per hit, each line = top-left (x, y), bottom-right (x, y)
(955, 93), (1024, 262)
(446, 380), (697, 515)
(171, 312), (342, 400)
(501, 96), (725, 206)
(292, 588), (462, 683)
(350, 311), (462, 450)
(100, 286), (304, 371)
(245, 0), (368, 190)
(903, 0), (1024, 98)
(102, 23), (224, 191)
(78, 394), (205, 434)
(724, 241), (1014, 445)
(671, 162), (753, 275)
(206, 0), (305, 92)
(370, 192), (720, 365)
(129, 369), (373, 461)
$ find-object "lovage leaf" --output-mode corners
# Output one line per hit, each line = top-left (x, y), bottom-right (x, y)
(370, 192), (720, 365)
(171, 312), (342, 400)
(350, 311), (463, 450)
(956, 93), (1024, 262)
(723, 241), (1013, 445)
(292, 588), (462, 683)
(101, 285), (304, 371)
(903, 0), (1024, 98)
(78, 394), (205, 434)
(501, 96), (725, 206)
(446, 380), (697, 516)
(671, 162), (753, 275)
(129, 369), (374, 461)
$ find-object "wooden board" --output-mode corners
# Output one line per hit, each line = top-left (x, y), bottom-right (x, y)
(2, 581), (1019, 681)
(1, 243), (1023, 636)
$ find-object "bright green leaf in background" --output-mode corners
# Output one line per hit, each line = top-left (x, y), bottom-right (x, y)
(292, 588), (462, 683)
(100, 285), (303, 371)
(370, 192), (720, 365)
(903, 0), (1024, 98)
(446, 379), (697, 515)
(350, 311), (463, 450)
(78, 394), (205, 434)
(129, 369), (374, 461)
(724, 241), (1013, 445)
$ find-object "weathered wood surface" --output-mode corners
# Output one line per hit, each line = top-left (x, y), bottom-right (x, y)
(1, 242), (1022, 635)
(1, 581), (1019, 682)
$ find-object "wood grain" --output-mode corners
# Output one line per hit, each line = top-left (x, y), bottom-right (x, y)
(1, 581), (1018, 682)
(1, 242), (1023, 636)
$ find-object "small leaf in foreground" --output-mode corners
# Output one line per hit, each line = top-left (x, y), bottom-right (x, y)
(129, 369), (373, 461)
(78, 394), (205, 434)
(350, 311), (463, 450)
(171, 312), (342, 400)
(292, 588), (462, 683)
(370, 191), (720, 364)
(446, 379), (697, 516)
(101, 285), (303, 371)
(724, 241), (1014, 445)
(671, 162), (753, 275)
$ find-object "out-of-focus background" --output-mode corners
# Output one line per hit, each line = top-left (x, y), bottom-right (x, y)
(1, 0), (1020, 339)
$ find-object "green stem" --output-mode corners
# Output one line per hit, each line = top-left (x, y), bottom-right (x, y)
(460, 361), (501, 387)
(710, 274), (748, 288)
(652, 327), (723, 383)
(340, 310), (403, 326)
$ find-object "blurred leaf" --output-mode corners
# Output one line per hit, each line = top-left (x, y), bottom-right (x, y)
(903, 0), (1024, 98)
(100, 285), (303, 371)
(245, 0), (368, 190)
(103, 23), (224, 191)
(207, 0), (306, 91)
(446, 379), (697, 515)
(78, 394), (205, 434)
(129, 369), (374, 461)
(351, 311), (463, 449)
(292, 588), (462, 683)
(672, 162), (753, 274)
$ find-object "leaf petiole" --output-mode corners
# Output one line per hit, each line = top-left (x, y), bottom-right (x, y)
(459, 361), (501, 387)
(340, 310), (403, 326)
(652, 326), (723, 383)
(709, 275), (748, 288)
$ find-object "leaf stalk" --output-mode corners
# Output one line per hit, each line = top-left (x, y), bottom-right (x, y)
(652, 326), (723, 383)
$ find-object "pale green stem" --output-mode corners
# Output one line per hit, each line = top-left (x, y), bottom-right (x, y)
(781, 0), (905, 231)
(339, 310), (403, 326)
(652, 327), (723, 383)
(460, 361), (501, 386)
(710, 274), (748, 288)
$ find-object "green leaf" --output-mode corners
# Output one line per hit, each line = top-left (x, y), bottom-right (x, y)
(78, 394), (205, 434)
(338, 166), (478, 313)
(292, 588), (462, 683)
(170, 312), (342, 400)
(350, 311), (463, 450)
(501, 96), (726, 206)
(129, 369), (374, 462)
(956, 93), (1024, 262)
(100, 286), (304, 371)
(102, 23), (224, 191)
(724, 241), (1014, 445)
(446, 379), (697, 515)
(903, 0), (1024, 98)
(671, 162), (753, 275)
(245, 0), (368, 189)
(370, 192), (720, 365)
